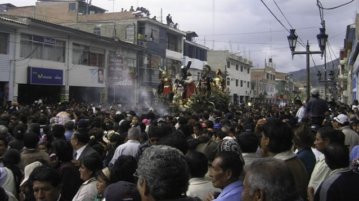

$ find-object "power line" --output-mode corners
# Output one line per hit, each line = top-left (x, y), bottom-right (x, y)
(200, 26), (318, 37)
(259, 0), (290, 32)
(272, 0), (294, 29)
(317, 0), (355, 10)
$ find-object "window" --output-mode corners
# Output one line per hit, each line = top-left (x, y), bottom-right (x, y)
(168, 33), (180, 52)
(236, 64), (239, 71)
(69, 3), (76, 12)
(20, 34), (65, 62)
(240, 80), (243, 87)
(247, 67), (250, 74)
(227, 78), (230, 86)
(73, 43), (105, 67)
(227, 61), (230, 68)
(240, 65), (243, 72)
(247, 82), (250, 88)
(236, 79), (238, 86)
(0, 32), (9, 54)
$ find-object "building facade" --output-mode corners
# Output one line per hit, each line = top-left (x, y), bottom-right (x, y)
(0, 15), (142, 105)
(251, 59), (279, 104)
(1, 0), (209, 103)
(207, 50), (252, 104)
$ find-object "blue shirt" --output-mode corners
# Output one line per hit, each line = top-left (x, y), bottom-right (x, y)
(215, 180), (243, 201)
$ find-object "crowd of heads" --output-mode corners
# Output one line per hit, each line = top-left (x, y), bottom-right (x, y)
(0, 96), (358, 201)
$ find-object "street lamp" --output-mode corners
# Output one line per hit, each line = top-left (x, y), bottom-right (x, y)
(287, 28), (328, 100)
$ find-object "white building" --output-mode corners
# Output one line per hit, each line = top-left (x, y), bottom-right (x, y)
(0, 15), (142, 104)
(207, 50), (252, 104)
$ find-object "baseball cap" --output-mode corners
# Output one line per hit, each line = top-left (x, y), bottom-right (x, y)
(334, 114), (349, 125)
(311, 88), (319, 96)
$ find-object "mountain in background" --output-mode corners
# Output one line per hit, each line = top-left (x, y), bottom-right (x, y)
(289, 58), (339, 86)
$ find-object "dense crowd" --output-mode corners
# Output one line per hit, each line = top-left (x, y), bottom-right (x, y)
(0, 88), (358, 201)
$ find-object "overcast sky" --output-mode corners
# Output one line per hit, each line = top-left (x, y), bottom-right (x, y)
(2, 0), (359, 73)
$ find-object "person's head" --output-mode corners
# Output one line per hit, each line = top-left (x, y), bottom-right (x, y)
(294, 99), (302, 107)
(323, 143), (349, 170)
(79, 155), (102, 181)
(332, 114), (350, 128)
(96, 167), (111, 195)
(147, 125), (172, 145)
(158, 130), (188, 154)
(70, 128), (90, 150)
(24, 131), (40, 149)
(105, 181), (141, 201)
(64, 120), (75, 131)
(127, 127), (140, 141)
(209, 151), (244, 189)
(0, 135), (8, 157)
(192, 123), (203, 137)
(50, 124), (65, 139)
(136, 145), (189, 201)
(111, 155), (137, 183)
(260, 119), (293, 156)
(29, 166), (62, 201)
(13, 123), (26, 140)
(314, 126), (345, 152)
(185, 151), (208, 178)
(237, 132), (259, 153)
(3, 148), (21, 166)
(293, 124), (314, 149)
(241, 158), (300, 201)
(51, 140), (73, 163)
(131, 116), (140, 126)
(311, 88), (320, 98)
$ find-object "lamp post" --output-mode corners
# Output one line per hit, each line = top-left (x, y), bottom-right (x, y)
(287, 28), (328, 100)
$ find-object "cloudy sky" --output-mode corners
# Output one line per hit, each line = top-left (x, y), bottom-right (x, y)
(2, 0), (359, 73)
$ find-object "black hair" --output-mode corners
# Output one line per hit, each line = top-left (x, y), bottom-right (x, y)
(237, 132), (258, 153)
(51, 140), (73, 163)
(29, 166), (62, 188)
(323, 143), (349, 169)
(73, 128), (90, 145)
(81, 155), (103, 177)
(262, 118), (293, 153)
(317, 126), (345, 145)
(185, 151), (208, 178)
(23, 131), (39, 149)
(216, 151), (244, 179)
(111, 155), (137, 183)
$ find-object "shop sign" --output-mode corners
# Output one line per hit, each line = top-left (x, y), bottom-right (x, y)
(28, 67), (63, 85)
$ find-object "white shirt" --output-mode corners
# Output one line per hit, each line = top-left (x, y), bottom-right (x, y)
(74, 145), (87, 160)
(296, 106), (306, 122)
(110, 140), (140, 166)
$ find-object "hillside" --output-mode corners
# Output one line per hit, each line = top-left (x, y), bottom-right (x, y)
(289, 59), (339, 86)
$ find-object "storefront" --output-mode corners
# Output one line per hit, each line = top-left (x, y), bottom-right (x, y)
(18, 67), (63, 104)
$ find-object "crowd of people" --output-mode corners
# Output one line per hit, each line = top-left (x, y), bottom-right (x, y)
(0, 87), (358, 201)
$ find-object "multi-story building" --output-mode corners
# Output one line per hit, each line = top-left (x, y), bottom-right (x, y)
(207, 50), (252, 104)
(0, 15), (142, 105)
(1, 1), (209, 103)
(183, 31), (208, 81)
(250, 59), (278, 103)
(341, 21), (357, 104)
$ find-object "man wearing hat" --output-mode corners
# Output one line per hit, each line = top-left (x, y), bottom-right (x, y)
(332, 113), (359, 152)
(305, 88), (328, 126)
